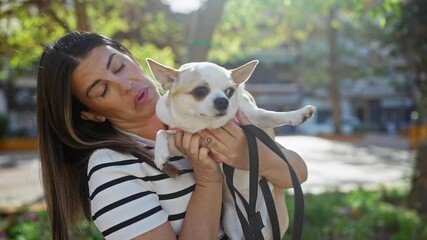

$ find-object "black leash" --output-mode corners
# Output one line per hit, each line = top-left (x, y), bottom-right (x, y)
(223, 124), (304, 240)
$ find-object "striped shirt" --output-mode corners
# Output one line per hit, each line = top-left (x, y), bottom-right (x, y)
(87, 133), (225, 239)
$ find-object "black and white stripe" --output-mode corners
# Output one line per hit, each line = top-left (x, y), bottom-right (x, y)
(87, 147), (200, 240)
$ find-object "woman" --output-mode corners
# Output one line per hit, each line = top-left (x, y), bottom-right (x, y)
(37, 31), (308, 240)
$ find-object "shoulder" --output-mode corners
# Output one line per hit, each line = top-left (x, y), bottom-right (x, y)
(86, 148), (149, 193)
(88, 148), (136, 167)
(87, 149), (170, 239)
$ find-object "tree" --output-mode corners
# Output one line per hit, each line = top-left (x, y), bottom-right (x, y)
(184, 0), (225, 62)
(209, 0), (401, 133)
(393, 0), (427, 215)
(0, 0), (184, 80)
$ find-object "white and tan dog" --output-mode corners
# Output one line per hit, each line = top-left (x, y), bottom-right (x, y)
(146, 58), (315, 240)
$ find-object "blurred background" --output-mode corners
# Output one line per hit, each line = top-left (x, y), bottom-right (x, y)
(0, 0), (426, 239)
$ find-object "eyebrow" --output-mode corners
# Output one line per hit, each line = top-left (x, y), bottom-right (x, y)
(106, 53), (116, 70)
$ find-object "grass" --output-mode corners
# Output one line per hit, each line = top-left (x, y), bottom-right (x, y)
(284, 187), (427, 240)
(1, 187), (426, 239)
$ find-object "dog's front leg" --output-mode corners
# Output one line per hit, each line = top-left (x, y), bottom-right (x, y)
(154, 130), (172, 169)
(154, 130), (184, 170)
(238, 90), (316, 128)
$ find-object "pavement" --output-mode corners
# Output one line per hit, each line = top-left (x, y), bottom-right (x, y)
(0, 133), (415, 212)
(0, 151), (42, 212)
(276, 133), (414, 194)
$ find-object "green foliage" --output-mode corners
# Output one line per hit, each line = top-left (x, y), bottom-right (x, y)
(284, 187), (427, 240)
(0, 0), (181, 81)
(1, 187), (425, 240)
(0, 210), (102, 240)
(209, 0), (406, 87)
(0, 0), (407, 88)
(4, 211), (50, 240)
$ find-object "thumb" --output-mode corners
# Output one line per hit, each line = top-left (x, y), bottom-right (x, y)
(236, 110), (251, 125)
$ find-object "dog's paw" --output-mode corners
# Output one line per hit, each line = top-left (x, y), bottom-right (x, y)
(288, 105), (317, 126)
(154, 147), (170, 170)
(300, 105), (316, 123)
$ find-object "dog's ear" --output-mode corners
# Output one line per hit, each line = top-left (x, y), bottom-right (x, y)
(231, 60), (259, 84)
(146, 58), (179, 90)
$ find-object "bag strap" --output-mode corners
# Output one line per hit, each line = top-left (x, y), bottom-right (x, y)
(259, 177), (281, 240)
(223, 126), (265, 240)
(223, 165), (261, 240)
(245, 126), (265, 240)
(242, 125), (304, 240)
(242, 124), (281, 240)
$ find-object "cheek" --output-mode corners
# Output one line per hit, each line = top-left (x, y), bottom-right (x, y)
(85, 98), (124, 116)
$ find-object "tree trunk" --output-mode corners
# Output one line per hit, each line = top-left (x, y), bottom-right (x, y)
(185, 0), (225, 62)
(407, 138), (427, 215)
(75, 0), (90, 31)
(407, 89), (427, 215)
(328, 8), (341, 134)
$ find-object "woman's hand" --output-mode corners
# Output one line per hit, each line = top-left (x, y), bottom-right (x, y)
(197, 112), (251, 170)
(174, 130), (223, 184)
(198, 110), (308, 189)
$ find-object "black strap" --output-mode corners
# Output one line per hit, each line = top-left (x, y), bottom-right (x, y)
(243, 124), (281, 240)
(259, 177), (281, 240)
(243, 125), (304, 240)
(223, 126), (266, 240)
(245, 127), (265, 240)
(223, 125), (304, 240)
(223, 165), (254, 239)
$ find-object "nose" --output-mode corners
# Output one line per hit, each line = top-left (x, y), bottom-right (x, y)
(214, 97), (229, 111)
(117, 78), (133, 93)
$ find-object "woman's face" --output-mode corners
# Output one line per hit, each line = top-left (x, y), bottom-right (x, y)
(71, 45), (161, 129)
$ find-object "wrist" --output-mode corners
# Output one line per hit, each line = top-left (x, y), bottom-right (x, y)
(195, 177), (223, 189)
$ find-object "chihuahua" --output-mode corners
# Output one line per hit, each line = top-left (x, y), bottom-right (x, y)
(147, 58), (315, 239)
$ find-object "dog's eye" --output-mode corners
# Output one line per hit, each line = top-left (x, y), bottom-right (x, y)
(192, 86), (210, 98)
(225, 87), (235, 98)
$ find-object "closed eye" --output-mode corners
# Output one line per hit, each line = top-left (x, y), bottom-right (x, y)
(114, 64), (125, 73)
(101, 84), (109, 97)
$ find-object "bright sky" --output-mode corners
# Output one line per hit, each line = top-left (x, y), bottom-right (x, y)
(162, 0), (204, 13)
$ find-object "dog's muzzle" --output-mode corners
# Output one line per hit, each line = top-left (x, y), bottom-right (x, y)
(214, 97), (229, 112)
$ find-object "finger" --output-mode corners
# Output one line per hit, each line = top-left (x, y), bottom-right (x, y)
(174, 130), (183, 149)
(199, 130), (228, 154)
(181, 132), (193, 149)
(199, 147), (209, 160)
(218, 121), (242, 138)
(207, 122), (234, 138)
(189, 134), (201, 157)
(208, 151), (223, 164)
(209, 147), (227, 163)
(198, 130), (216, 145)
(200, 148), (220, 166)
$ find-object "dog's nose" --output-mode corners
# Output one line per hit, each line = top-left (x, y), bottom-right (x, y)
(214, 97), (229, 111)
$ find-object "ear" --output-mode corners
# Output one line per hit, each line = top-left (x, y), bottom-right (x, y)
(80, 111), (106, 122)
(230, 60), (259, 84)
(146, 58), (179, 91)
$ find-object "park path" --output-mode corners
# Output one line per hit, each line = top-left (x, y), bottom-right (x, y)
(0, 134), (414, 211)
(275, 134), (414, 194)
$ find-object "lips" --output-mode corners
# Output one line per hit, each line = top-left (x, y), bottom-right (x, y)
(134, 88), (149, 107)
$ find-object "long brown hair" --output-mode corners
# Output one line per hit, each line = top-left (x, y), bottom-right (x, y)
(37, 31), (172, 239)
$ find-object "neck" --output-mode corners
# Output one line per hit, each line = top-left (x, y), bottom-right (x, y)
(117, 115), (167, 140)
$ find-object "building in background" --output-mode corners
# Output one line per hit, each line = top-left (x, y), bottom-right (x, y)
(1, 76), (37, 138)
(298, 77), (415, 135)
